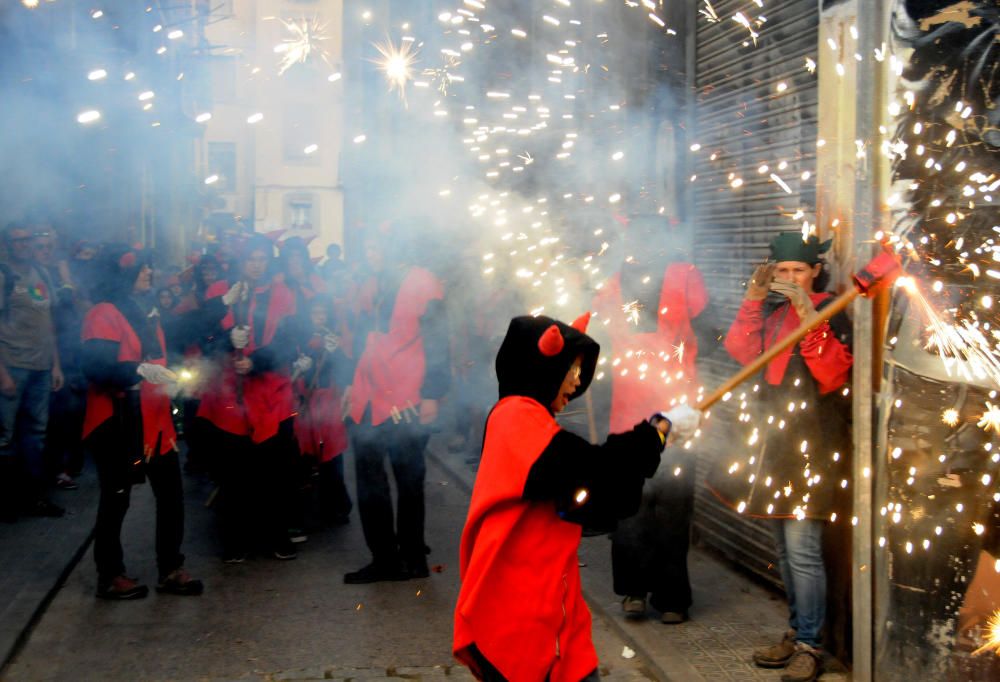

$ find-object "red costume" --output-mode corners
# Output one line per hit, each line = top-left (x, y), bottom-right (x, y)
(593, 263), (707, 431)
(197, 279), (296, 443)
(349, 266), (444, 425)
(454, 315), (663, 682)
(82, 303), (176, 457)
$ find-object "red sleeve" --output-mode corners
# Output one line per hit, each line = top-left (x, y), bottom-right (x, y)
(685, 266), (708, 319)
(723, 299), (765, 366)
(82, 303), (122, 343)
(204, 279), (229, 300)
(799, 321), (853, 394)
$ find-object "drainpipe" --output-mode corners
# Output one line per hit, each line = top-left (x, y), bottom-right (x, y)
(851, 0), (890, 679)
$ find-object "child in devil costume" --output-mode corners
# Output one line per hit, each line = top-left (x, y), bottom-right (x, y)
(453, 313), (700, 682)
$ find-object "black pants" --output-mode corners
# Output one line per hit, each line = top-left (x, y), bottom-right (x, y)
(611, 465), (695, 613)
(318, 456), (352, 522)
(90, 420), (185, 584)
(350, 419), (428, 564)
(212, 419), (297, 556)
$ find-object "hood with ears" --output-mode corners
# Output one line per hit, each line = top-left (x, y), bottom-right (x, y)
(495, 313), (599, 411)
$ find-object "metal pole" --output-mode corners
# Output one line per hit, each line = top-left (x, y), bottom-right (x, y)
(851, 0), (888, 678)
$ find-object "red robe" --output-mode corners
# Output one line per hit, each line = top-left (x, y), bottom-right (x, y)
(293, 338), (348, 463)
(592, 263), (707, 432)
(197, 279), (297, 443)
(349, 267), (444, 426)
(454, 396), (598, 682)
(81, 303), (177, 457)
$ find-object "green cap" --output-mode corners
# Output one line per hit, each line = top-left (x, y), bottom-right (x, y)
(768, 232), (832, 264)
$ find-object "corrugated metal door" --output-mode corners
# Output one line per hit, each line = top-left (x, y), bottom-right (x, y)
(690, 0), (819, 583)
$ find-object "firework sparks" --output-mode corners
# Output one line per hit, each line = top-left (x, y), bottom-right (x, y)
(978, 402), (1000, 434)
(374, 39), (418, 100)
(941, 408), (960, 426)
(732, 12), (760, 46)
(699, 1), (720, 23)
(673, 342), (686, 363)
(275, 17), (332, 75)
(971, 609), (1000, 656)
(622, 300), (643, 326)
(894, 277), (1000, 388)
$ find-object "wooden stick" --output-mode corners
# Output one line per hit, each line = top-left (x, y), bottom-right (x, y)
(696, 288), (860, 411)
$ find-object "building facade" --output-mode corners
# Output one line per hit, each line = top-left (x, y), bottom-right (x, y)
(200, 0), (345, 256)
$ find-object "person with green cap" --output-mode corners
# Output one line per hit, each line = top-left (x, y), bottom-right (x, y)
(708, 232), (852, 682)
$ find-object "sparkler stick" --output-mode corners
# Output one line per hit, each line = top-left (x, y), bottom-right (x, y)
(696, 251), (902, 411)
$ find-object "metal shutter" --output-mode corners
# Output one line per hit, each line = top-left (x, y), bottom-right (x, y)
(690, 0), (819, 584)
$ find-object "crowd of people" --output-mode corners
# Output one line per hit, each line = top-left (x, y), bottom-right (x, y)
(0, 219), (850, 682)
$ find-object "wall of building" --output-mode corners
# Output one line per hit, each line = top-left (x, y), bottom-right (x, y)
(201, 0), (345, 258)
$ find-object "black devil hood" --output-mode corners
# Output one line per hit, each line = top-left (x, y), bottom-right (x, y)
(495, 314), (600, 410)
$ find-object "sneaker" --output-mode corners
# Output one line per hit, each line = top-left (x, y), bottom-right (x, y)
(55, 473), (79, 490)
(622, 596), (646, 618)
(96, 575), (149, 600)
(344, 560), (408, 584)
(753, 629), (797, 668)
(27, 498), (64, 517)
(156, 568), (204, 596)
(781, 643), (822, 682)
(222, 552), (247, 564)
(660, 610), (688, 624)
(288, 529), (308, 544)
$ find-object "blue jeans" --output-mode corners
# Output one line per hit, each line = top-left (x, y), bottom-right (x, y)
(0, 367), (51, 494)
(771, 518), (826, 648)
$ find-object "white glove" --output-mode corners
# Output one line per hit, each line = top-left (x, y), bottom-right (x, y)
(137, 363), (178, 385)
(662, 404), (701, 441)
(230, 325), (250, 350)
(292, 354), (313, 375)
(222, 281), (247, 306)
(323, 333), (340, 353)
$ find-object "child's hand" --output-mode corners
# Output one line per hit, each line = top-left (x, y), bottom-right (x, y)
(663, 404), (701, 443)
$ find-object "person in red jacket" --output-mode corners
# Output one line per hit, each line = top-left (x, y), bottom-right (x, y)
(592, 219), (709, 623)
(81, 244), (202, 599)
(343, 230), (451, 583)
(708, 232), (852, 682)
(453, 313), (700, 682)
(197, 234), (301, 562)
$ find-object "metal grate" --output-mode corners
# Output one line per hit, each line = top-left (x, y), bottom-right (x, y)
(690, 0), (819, 585)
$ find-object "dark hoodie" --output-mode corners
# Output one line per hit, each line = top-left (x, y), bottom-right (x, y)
(454, 315), (666, 681)
(81, 244), (162, 389)
(494, 315), (663, 524)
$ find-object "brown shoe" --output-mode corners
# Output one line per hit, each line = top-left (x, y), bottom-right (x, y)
(622, 596), (646, 618)
(753, 629), (797, 668)
(781, 643), (821, 682)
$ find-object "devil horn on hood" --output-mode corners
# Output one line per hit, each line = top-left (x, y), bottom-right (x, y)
(571, 312), (591, 333)
(538, 324), (565, 357)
